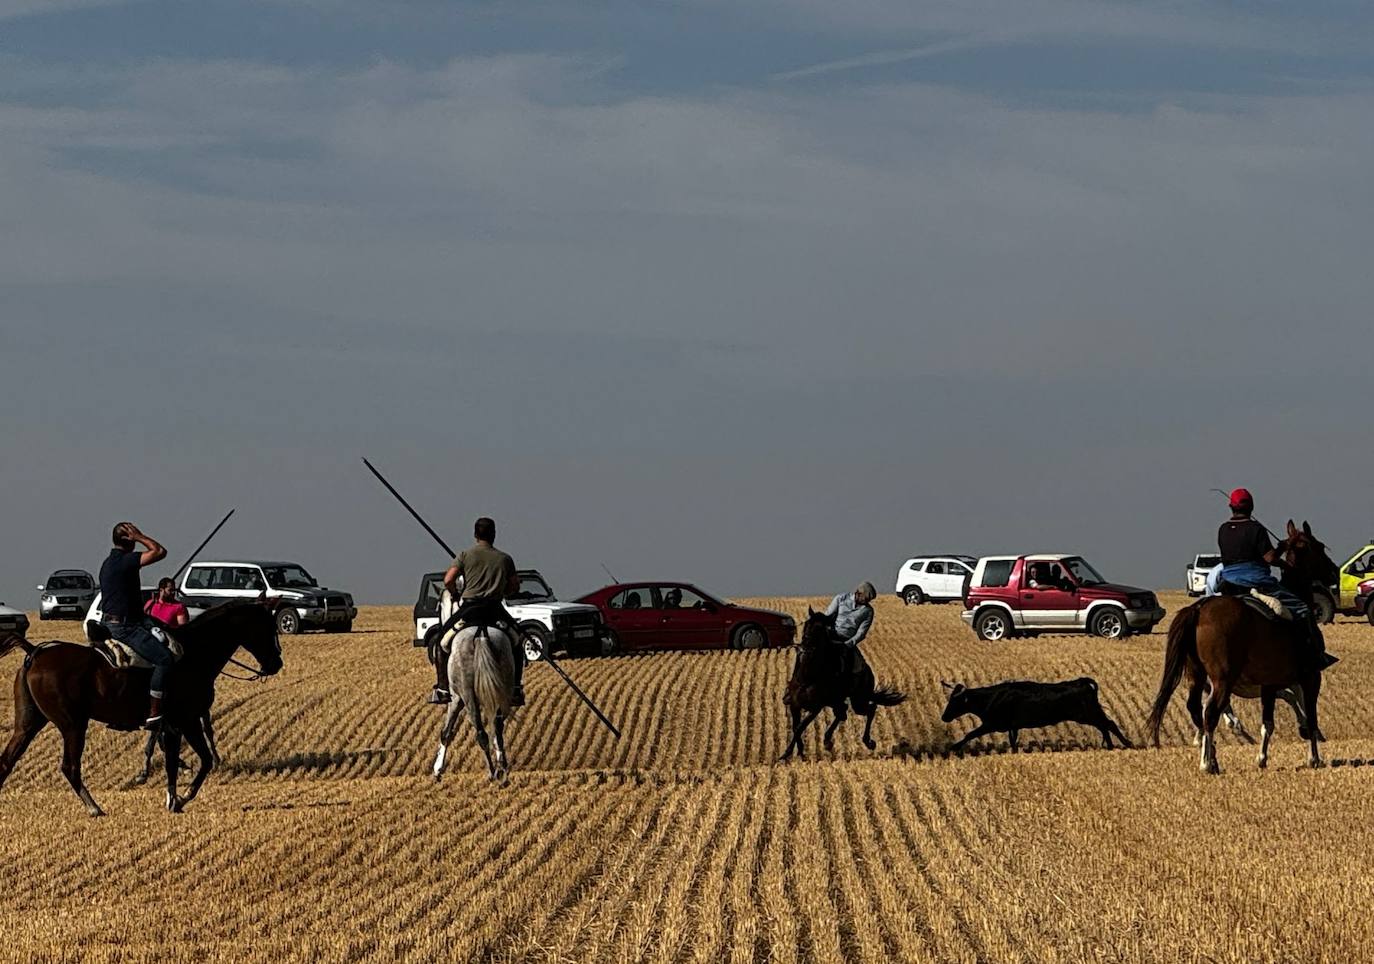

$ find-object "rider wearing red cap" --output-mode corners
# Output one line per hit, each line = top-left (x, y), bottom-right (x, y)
(1217, 488), (1321, 653)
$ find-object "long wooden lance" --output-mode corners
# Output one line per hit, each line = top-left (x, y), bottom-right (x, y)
(362, 457), (621, 739)
(170, 508), (236, 581)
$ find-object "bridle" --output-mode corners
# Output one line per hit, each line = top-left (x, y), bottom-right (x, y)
(218, 655), (269, 682)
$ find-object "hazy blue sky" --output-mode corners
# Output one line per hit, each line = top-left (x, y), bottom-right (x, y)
(3, 1), (1373, 606)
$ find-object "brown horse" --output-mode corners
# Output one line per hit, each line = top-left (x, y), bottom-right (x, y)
(780, 608), (906, 760)
(0, 602), (282, 815)
(1147, 520), (1340, 774)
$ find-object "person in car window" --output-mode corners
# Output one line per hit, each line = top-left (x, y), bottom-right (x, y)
(98, 522), (170, 729)
(663, 588), (683, 609)
(826, 582), (876, 677)
(144, 577), (189, 629)
(1027, 563), (1054, 590)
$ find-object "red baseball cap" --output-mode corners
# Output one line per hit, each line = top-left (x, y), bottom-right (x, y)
(1229, 488), (1253, 509)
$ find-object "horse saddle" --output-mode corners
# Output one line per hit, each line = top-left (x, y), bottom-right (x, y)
(1214, 581), (1294, 622)
(84, 621), (184, 670)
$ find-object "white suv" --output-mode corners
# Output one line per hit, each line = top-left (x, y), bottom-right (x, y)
(1186, 553), (1222, 596)
(895, 555), (977, 605)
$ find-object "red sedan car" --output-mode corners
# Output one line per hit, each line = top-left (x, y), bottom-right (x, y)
(575, 582), (796, 653)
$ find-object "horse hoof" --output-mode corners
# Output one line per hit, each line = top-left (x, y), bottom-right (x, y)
(863, 739), (876, 751)
(1256, 757), (1268, 769)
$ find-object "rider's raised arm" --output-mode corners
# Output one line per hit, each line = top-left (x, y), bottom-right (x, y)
(127, 525), (166, 568)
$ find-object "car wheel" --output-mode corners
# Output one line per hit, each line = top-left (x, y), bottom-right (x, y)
(1311, 590), (1335, 625)
(275, 608), (301, 636)
(1090, 607), (1129, 640)
(974, 609), (1011, 642)
(1366, 604), (1374, 628)
(902, 586), (925, 606)
(733, 624), (768, 650)
(521, 623), (551, 662)
(599, 630), (620, 657)
(331, 620), (353, 634)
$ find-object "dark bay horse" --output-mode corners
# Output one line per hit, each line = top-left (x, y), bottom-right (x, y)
(781, 608), (906, 760)
(0, 602), (282, 815)
(1147, 520), (1340, 774)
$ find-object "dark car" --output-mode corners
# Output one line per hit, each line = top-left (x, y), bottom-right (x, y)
(575, 582), (795, 653)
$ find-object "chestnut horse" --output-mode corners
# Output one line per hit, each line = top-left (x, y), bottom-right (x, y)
(0, 602), (282, 815)
(781, 608), (906, 760)
(1147, 520), (1339, 773)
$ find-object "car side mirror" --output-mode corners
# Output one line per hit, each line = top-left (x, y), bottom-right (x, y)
(703, 602), (717, 612)
(36, 585), (45, 591)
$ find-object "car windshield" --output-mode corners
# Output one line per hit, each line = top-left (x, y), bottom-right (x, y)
(1062, 557), (1107, 586)
(263, 565), (317, 589)
(47, 574), (92, 590)
(1195, 555), (1221, 568)
(507, 574), (554, 602)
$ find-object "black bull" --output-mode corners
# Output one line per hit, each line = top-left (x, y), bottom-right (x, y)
(941, 677), (1132, 752)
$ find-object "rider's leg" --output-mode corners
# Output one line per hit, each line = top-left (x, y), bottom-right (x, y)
(113, 624), (174, 726)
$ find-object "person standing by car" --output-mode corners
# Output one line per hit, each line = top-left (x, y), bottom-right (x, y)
(429, 517), (524, 706)
(826, 582), (876, 677)
(99, 522), (170, 728)
(144, 577), (189, 629)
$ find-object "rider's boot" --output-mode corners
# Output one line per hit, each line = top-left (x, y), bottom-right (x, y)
(143, 694), (164, 730)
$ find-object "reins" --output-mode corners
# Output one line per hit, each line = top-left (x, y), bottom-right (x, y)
(218, 656), (268, 681)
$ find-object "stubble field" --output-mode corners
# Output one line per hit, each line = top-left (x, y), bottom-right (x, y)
(2, 592), (1373, 963)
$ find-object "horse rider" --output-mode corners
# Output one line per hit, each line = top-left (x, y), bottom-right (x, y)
(825, 582), (876, 678)
(1216, 488), (1323, 662)
(99, 522), (171, 728)
(428, 516), (525, 707)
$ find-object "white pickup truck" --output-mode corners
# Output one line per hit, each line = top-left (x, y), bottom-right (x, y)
(412, 569), (607, 661)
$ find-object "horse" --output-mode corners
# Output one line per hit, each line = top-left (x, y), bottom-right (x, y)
(0, 601), (283, 815)
(780, 608), (906, 760)
(432, 623), (517, 784)
(1147, 520), (1340, 774)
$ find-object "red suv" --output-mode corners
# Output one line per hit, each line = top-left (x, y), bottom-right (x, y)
(960, 554), (1165, 641)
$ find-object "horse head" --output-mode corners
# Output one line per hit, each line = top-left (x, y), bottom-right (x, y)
(799, 607), (839, 649)
(1277, 519), (1340, 589)
(187, 602), (284, 677)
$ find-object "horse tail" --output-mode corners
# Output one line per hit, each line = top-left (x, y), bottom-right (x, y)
(473, 629), (514, 720)
(1147, 603), (1201, 746)
(0, 632), (34, 660)
(870, 686), (907, 707)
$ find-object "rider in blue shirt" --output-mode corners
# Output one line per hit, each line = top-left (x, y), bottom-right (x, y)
(99, 522), (170, 728)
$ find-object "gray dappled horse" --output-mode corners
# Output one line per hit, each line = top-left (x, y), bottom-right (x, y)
(432, 624), (517, 784)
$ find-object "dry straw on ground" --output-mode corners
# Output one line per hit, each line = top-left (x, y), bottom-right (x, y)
(3, 593), (1373, 962)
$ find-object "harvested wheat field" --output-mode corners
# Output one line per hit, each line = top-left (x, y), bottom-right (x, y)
(3, 593), (1373, 963)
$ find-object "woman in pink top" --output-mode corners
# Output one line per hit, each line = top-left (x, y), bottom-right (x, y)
(145, 577), (190, 628)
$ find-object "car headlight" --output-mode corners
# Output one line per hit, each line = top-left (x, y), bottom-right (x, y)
(41, 595), (54, 603)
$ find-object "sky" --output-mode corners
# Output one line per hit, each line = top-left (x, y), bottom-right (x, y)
(3, 1), (1373, 606)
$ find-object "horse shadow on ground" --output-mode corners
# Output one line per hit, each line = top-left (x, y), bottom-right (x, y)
(887, 737), (1136, 761)
(219, 747), (402, 777)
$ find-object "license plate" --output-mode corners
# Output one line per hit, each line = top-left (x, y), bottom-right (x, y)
(573, 628), (595, 638)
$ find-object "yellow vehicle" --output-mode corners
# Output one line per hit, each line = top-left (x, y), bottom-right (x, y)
(1335, 542), (1374, 617)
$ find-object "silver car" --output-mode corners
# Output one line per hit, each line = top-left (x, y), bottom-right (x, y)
(39, 569), (97, 620)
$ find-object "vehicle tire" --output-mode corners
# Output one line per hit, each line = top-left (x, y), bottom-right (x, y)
(521, 623), (551, 662)
(1311, 590), (1335, 625)
(902, 586), (925, 606)
(599, 630), (620, 657)
(732, 623), (768, 650)
(275, 608), (302, 636)
(38, 613), (48, 621)
(1090, 607), (1130, 640)
(1366, 604), (1374, 628)
(973, 608), (1012, 642)
(331, 620), (353, 634)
